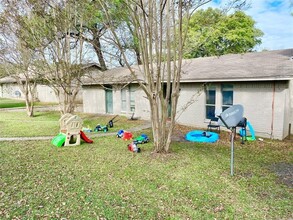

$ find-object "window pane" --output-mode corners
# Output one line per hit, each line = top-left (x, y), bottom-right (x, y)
(222, 91), (233, 105)
(206, 106), (215, 119)
(222, 85), (233, 106)
(206, 87), (216, 105)
(222, 106), (230, 112)
(206, 86), (216, 119)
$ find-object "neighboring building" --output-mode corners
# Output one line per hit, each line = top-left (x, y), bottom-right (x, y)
(0, 63), (101, 103)
(82, 49), (293, 140)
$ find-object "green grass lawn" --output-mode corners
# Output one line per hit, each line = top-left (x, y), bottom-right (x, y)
(0, 111), (61, 137)
(0, 97), (58, 109)
(0, 111), (143, 137)
(0, 98), (26, 108)
(0, 110), (292, 219)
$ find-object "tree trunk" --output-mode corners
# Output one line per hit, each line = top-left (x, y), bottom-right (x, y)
(25, 98), (34, 117)
(92, 36), (107, 71)
(17, 79), (36, 117)
(54, 86), (78, 114)
(149, 94), (172, 153)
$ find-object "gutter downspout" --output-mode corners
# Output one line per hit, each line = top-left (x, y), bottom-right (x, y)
(271, 82), (276, 138)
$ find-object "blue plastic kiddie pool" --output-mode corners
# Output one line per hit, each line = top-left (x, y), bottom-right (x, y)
(185, 130), (219, 143)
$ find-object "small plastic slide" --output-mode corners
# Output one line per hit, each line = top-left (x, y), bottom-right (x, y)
(246, 121), (256, 141)
(51, 133), (66, 147)
(80, 131), (93, 143)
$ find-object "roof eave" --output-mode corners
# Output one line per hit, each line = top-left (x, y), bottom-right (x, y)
(180, 77), (293, 83)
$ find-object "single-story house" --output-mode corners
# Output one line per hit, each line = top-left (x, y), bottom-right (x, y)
(82, 49), (293, 140)
(0, 76), (60, 102)
(0, 63), (102, 103)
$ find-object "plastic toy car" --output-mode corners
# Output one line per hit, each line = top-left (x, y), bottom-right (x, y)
(117, 129), (124, 138)
(134, 134), (149, 144)
(94, 124), (108, 132)
(128, 142), (141, 153)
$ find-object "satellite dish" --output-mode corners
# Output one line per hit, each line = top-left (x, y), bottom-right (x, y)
(218, 105), (244, 128)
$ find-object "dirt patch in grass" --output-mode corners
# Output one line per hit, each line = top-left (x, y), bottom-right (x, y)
(270, 163), (293, 188)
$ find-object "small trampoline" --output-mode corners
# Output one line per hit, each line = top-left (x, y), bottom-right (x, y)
(185, 130), (219, 143)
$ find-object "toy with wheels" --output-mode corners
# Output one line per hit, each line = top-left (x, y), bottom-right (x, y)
(108, 115), (119, 128)
(128, 142), (141, 153)
(94, 124), (108, 132)
(122, 131), (133, 140)
(117, 129), (124, 138)
(134, 134), (149, 144)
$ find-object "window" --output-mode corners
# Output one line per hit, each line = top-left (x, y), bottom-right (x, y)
(129, 85), (135, 112)
(222, 85), (233, 112)
(121, 88), (127, 112)
(205, 86), (216, 119)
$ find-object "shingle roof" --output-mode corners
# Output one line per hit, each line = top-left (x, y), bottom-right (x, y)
(80, 49), (293, 85)
(181, 48), (293, 82)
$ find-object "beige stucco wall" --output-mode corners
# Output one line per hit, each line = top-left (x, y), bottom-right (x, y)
(0, 83), (23, 99)
(82, 80), (291, 140)
(83, 84), (151, 119)
(176, 83), (206, 128)
(234, 82), (287, 139)
(287, 80), (293, 136)
(36, 85), (58, 103)
(132, 86), (151, 120)
(1, 83), (82, 104)
(82, 85), (106, 114)
(176, 81), (290, 140)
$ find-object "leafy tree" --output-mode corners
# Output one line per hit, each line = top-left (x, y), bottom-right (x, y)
(0, 0), (89, 114)
(0, 5), (39, 117)
(70, 0), (141, 68)
(97, 0), (247, 153)
(184, 8), (263, 58)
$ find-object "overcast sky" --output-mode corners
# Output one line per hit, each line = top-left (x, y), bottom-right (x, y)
(208, 0), (293, 51)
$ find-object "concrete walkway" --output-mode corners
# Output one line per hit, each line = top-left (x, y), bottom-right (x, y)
(0, 121), (152, 142)
(0, 105), (83, 112)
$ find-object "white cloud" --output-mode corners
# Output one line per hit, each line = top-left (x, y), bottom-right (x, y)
(245, 0), (293, 50)
(204, 0), (293, 51)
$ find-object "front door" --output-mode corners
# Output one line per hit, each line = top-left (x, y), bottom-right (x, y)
(105, 86), (113, 114)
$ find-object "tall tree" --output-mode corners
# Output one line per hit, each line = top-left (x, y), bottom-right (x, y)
(0, 0), (89, 114)
(184, 8), (263, 58)
(31, 0), (87, 114)
(98, 0), (247, 153)
(69, 0), (108, 70)
(70, 0), (142, 68)
(0, 5), (39, 117)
